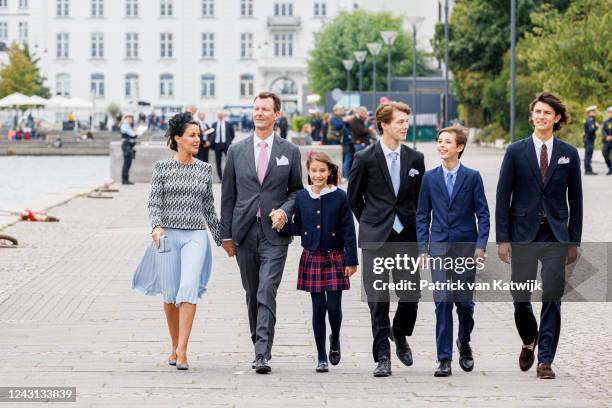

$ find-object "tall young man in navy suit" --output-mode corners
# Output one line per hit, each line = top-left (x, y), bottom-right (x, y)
(496, 92), (582, 379)
(417, 125), (490, 377)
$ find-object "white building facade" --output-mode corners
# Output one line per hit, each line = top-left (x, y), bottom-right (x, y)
(0, 0), (443, 117)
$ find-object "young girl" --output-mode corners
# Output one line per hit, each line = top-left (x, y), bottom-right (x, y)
(283, 152), (358, 373)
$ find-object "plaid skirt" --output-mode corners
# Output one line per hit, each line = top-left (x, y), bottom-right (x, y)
(297, 248), (350, 292)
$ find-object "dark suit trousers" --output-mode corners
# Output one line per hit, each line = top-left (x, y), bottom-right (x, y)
(214, 142), (228, 180)
(235, 221), (288, 359)
(511, 220), (566, 364)
(362, 229), (420, 362)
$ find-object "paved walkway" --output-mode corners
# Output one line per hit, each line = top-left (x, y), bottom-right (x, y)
(0, 143), (610, 407)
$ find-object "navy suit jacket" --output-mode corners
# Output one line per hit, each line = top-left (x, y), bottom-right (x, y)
(282, 188), (358, 266)
(495, 136), (583, 244)
(416, 164), (490, 254)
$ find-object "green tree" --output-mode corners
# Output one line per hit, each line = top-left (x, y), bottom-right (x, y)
(23, 43), (51, 98)
(520, 0), (611, 110)
(0, 42), (50, 98)
(307, 10), (431, 98)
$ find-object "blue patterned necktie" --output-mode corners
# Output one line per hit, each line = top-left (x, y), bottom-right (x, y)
(446, 172), (454, 199)
(389, 152), (403, 233)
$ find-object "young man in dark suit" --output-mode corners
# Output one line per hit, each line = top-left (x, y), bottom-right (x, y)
(496, 92), (582, 379)
(348, 101), (425, 377)
(211, 111), (235, 181)
(417, 125), (489, 377)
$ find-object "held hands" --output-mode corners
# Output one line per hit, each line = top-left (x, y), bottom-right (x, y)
(151, 226), (164, 249)
(222, 240), (235, 257)
(498, 242), (512, 264)
(344, 265), (358, 277)
(269, 208), (287, 231)
(418, 253), (429, 269)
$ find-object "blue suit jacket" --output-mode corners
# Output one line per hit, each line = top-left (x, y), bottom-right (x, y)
(416, 164), (490, 254)
(495, 136), (583, 244)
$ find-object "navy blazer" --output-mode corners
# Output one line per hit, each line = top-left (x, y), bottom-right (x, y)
(495, 136), (583, 244)
(283, 188), (358, 266)
(416, 164), (490, 254)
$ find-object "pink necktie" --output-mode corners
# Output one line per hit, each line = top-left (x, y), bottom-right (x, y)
(257, 141), (268, 184)
(256, 141), (268, 217)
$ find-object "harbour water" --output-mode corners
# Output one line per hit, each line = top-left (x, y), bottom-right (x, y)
(0, 156), (110, 224)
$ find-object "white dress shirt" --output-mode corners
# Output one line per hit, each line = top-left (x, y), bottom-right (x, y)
(442, 161), (461, 183)
(216, 121), (225, 143)
(532, 134), (554, 165)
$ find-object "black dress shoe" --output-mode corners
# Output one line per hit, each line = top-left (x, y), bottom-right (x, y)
(254, 354), (271, 374)
(390, 331), (413, 366)
(519, 337), (537, 372)
(434, 360), (452, 377)
(456, 339), (474, 372)
(373, 357), (392, 377)
(122, 180), (135, 185)
(252, 354), (271, 369)
(329, 334), (341, 366)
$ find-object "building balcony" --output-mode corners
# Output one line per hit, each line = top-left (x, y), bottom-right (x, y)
(267, 16), (301, 29)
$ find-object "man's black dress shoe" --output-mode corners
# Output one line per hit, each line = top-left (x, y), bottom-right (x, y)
(434, 360), (452, 377)
(329, 334), (341, 366)
(456, 339), (474, 372)
(373, 357), (392, 377)
(519, 337), (537, 372)
(254, 354), (271, 374)
(390, 331), (413, 366)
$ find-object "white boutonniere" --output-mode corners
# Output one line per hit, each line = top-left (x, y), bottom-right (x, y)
(409, 168), (420, 177)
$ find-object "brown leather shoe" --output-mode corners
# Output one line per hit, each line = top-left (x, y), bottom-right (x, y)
(519, 338), (537, 371)
(536, 363), (556, 379)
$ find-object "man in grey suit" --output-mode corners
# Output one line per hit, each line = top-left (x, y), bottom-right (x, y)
(220, 91), (303, 374)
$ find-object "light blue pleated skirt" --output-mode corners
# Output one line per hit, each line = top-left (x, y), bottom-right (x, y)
(132, 228), (212, 306)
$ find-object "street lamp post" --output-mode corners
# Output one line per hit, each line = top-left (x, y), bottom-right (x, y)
(510, 0), (516, 143)
(405, 16), (425, 149)
(353, 50), (367, 92)
(380, 31), (398, 93)
(367, 42), (382, 111)
(342, 59), (354, 108)
(444, 0), (450, 127)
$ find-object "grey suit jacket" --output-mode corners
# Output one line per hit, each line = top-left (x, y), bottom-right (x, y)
(221, 133), (303, 246)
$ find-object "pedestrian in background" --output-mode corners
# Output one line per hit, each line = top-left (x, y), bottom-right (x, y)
(602, 106), (612, 175)
(583, 105), (598, 175)
(132, 112), (224, 371)
(120, 113), (137, 185)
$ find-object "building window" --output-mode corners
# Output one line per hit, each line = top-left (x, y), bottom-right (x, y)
(56, 32), (69, 58)
(55, 73), (70, 96)
(126, 0), (138, 17)
(0, 22), (7, 42)
(126, 33), (138, 58)
(271, 77), (298, 95)
(240, 74), (254, 98)
(274, 33), (293, 57)
(19, 0), (28, 9)
(90, 73), (105, 97)
(91, 33), (104, 58)
(125, 73), (139, 98)
(56, 0), (69, 17)
(314, 1), (326, 16)
(160, 73), (174, 97)
(240, 33), (253, 58)
(240, 0), (253, 17)
(18, 21), (28, 43)
(201, 0), (214, 17)
(0, 1), (7, 9)
(201, 33), (214, 58)
(274, 2), (293, 16)
(160, 0), (173, 16)
(91, 0), (104, 17)
(201, 74), (215, 98)
(160, 33), (173, 58)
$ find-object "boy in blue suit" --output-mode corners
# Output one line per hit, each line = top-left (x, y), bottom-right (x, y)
(417, 125), (490, 377)
(496, 92), (582, 379)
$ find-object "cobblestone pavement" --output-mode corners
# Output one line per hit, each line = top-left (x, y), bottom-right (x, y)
(0, 143), (610, 407)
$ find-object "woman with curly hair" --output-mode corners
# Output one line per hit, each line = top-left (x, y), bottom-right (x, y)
(132, 112), (222, 370)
